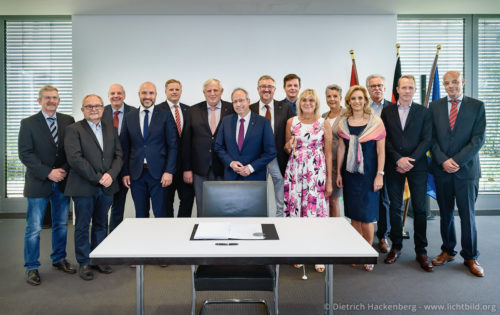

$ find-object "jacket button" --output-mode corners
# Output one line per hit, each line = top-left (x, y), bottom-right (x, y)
(209, 149), (211, 153)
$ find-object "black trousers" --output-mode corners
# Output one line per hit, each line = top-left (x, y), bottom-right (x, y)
(165, 170), (195, 217)
(386, 170), (428, 255)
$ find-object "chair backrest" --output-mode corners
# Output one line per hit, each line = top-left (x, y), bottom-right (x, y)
(202, 181), (268, 218)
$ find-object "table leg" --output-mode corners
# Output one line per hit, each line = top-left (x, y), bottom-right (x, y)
(324, 264), (333, 315)
(136, 265), (144, 315)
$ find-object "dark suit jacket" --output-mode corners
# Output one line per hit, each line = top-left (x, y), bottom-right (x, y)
(429, 96), (486, 180)
(157, 101), (189, 173)
(102, 103), (137, 135)
(18, 111), (75, 198)
(381, 102), (432, 172)
(250, 100), (293, 175)
(215, 112), (277, 181)
(64, 119), (123, 196)
(182, 100), (234, 177)
(120, 106), (178, 180)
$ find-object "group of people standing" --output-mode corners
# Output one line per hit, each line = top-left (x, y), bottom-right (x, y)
(19, 69), (485, 286)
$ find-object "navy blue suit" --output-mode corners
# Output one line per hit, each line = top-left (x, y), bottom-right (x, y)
(429, 96), (486, 260)
(215, 112), (276, 181)
(120, 106), (178, 217)
(102, 103), (137, 232)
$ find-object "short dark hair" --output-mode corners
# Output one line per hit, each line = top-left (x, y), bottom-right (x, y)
(283, 73), (301, 87)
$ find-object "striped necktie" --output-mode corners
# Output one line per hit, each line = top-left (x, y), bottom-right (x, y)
(47, 117), (58, 145)
(174, 105), (182, 136)
(449, 99), (459, 131)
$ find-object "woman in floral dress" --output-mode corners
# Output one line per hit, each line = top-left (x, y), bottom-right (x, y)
(283, 89), (333, 272)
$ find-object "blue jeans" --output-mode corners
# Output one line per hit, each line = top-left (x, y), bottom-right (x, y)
(73, 189), (113, 266)
(24, 182), (70, 270)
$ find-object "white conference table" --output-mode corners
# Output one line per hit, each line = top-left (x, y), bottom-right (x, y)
(90, 217), (378, 315)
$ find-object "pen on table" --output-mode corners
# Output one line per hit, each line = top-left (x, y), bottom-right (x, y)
(215, 242), (239, 246)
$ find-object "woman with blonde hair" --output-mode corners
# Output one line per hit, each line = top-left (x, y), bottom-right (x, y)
(284, 88), (333, 273)
(336, 85), (386, 272)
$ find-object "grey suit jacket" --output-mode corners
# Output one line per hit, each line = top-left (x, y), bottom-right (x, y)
(250, 99), (293, 175)
(429, 96), (486, 179)
(18, 111), (75, 198)
(64, 119), (123, 196)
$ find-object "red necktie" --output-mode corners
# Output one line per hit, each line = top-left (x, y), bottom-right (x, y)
(174, 105), (182, 136)
(449, 100), (459, 131)
(209, 107), (216, 135)
(264, 104), (271, 121)
(113, 111), (120, 129)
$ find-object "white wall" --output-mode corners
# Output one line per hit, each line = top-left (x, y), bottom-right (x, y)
(73, 14), (397, 119)
(73, 14), (397, 217)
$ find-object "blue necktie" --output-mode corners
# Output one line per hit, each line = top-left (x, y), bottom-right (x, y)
(47, 117), (58, 146)
(143, 109), (149, 140)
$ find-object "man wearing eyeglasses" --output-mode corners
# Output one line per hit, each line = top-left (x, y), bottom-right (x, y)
(366, 74), (394, 254)
(64, 94), (123, 280)
(19, 85), (76, 286)
(250, 75), (293, 217)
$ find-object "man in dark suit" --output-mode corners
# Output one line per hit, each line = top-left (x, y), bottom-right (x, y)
(282, 73), (301, 116)
(121, 81), (178, 218)
(19, 85), (76, 286)
(429, 71), (486, 277)
(182, 78), (234, 215)
(250, 75), (293, 217)
(102, 83), (137, 232)
(381, 75), (433, 272)
(64, 94), (123, 280)
(215, 88), (277, 181)
(366, 74), (394, 254)
(157, 79), (194, 217)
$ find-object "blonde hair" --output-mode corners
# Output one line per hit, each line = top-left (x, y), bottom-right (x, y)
(344, 85), (371, 116)
(203, 78), (222, 91)
(297, 89), (321, 117)
(38, 85), (59, 99)
(165, 79), (182, 89)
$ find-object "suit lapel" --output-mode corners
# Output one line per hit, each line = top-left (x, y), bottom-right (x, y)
(36, 112), (57, 147)
(81, 120), (103, 153)
(391, 105), (404, 132)
(452, 97), (468, 133)
(404, 104), (417, 132)
(241, 113), (257, 151)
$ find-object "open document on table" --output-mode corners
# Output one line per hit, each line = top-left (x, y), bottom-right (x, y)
(193, 222), (266, 240)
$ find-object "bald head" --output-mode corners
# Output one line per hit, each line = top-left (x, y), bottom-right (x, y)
(108, 83), (125, 110)
(139, 81), (157, 108)
(443, 71), (465, 100)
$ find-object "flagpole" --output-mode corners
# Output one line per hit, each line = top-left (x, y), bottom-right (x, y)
(350, 49), (359, 86)
(423, 45), (442, 108)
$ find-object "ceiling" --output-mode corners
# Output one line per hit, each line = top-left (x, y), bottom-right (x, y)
(1, 0), (499, 15)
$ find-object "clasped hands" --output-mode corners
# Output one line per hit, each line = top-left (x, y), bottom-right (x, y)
(396, 157), (415, 173)
(122, 172), (173, 188)
(442, 158), (460, 173)
(230, 161), (251, 177)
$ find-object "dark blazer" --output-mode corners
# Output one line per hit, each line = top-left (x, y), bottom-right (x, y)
(18, 111), (75, 198)
(182, 100), (234, 177)
(215, 112), (277, 181)
(157, 101), (190, 173)
(120, 106), (178, 180)
(381, 102), (432, 172)
(250, 100), (293, 175)
(64, 119), (123, 197)
(102, 103), (137, 135)
(429, 96), (486, 180)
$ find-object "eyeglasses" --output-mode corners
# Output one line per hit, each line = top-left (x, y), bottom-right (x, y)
(368, 84), (384, 89)
(83, 105), (104, 110)
(258, 85), (275, 90)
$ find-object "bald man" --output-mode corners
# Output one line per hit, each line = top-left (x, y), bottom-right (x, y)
(102, 84), (137, 232)
(429, 71), (486, 277)
(120, 82), (178, 218)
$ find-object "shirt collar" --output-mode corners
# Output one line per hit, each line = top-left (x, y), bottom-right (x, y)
(86, 119), (102, 129)
(112, 104), (124, 113)
(397, 101), (412, 109)
(238, 111), (251, 121)
(141, 105), (154, 113)
(259, 99), (274, 109)
(42, 111), (56, 119)
(206, 101), (221, 110)
(447, 95), (464, 102)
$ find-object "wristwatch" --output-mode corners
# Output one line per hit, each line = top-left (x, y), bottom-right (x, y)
(377, 171), (385, 176)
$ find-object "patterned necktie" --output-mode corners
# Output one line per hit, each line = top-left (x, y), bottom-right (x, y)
(143, 109), (149, 140)
(449, 100), (459, 131)
(209, 107), (216, 135)
(238, 118), (245, 151)
(47, 117), (58, 146)
(264, 104), (271, 121)
(174, 105), (182, 136)
(113, 111), (120, 129)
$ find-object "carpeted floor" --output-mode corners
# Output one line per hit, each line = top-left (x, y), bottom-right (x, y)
(1, 216), (498, 315)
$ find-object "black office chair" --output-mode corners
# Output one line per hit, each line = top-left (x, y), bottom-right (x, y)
(191, 181), (279, 315)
